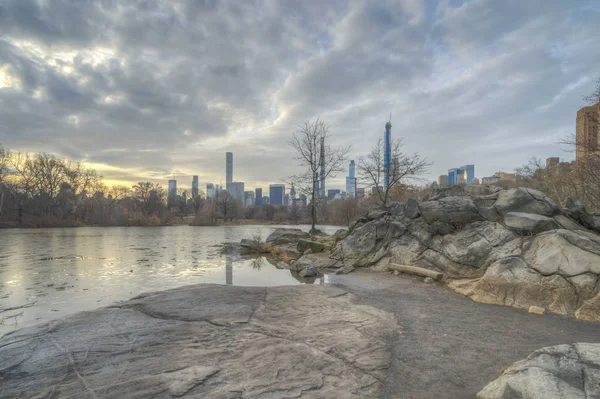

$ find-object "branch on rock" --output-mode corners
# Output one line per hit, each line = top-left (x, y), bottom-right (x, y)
(388, 263), (443, 280)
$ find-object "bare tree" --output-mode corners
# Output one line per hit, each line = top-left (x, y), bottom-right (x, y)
(215, 190), (236, 222)
(0, 144), (9, 221)
(357, 137), (430, 206)
(289, 119), (351, 233)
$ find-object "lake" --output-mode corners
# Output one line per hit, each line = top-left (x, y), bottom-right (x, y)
(0, 225), (343, 335)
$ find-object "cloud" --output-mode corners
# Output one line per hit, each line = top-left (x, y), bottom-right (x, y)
(0, 0), (598, 190)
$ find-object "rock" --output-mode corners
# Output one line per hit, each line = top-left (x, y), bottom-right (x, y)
(528, 305), (545, 315)
(333, 229), (349, 241)
(367, 208), (388, 221)
(303, 248), (312, 255)
(298, 264), (317, 277)
(0, 285), (397, 398)
(493, 188), (562, 217)
(478, 343), (600, 399)
(298, 253), (341, 269)
(239, 238), (265, 254)
(419, 196), (484, 229)
(297, 239), (326, 253)
(565, 198), (600, 233)
(265, 228), (310, 245)
(405, 198), (420, 219)
(553, 214), (587, 231)
(504, 212), (560, 234)
(424, 277), (434, 283)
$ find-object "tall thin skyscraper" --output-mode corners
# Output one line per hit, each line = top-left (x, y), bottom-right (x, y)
(168, 179), (177, 206)
(319, 137), (325, 198)
(383, 115), (392, 191)
(345, 160), (356, 198)
(225, 152), (233, 191)
(255, 188), (263, 206)
(192, 175), (198, 197)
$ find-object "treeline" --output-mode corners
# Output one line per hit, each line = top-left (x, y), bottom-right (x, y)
(2, 144), (429, 228)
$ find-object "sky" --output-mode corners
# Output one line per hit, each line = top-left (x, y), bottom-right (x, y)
(0, 0), (599, 192)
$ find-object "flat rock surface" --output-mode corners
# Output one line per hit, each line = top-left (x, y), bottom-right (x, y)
(330, 270), (600, 399)
(0, 284), (397, 399)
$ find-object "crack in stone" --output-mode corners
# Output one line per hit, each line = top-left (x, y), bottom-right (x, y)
(51, 339), (98, 399)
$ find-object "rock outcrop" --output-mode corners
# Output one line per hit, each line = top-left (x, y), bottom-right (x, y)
(478, 343), (600, 399)
(0, 284), (397, 398)
(332, 186), (600, 321)
(265, 228), (310, 245)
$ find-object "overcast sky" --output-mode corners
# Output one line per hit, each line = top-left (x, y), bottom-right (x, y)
(0, 0), (599, 191)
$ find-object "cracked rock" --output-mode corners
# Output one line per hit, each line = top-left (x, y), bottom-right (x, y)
(0, 284), (397, 398)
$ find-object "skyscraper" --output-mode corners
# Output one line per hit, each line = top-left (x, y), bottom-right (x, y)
(383, 116), (392, 191)
(168, 179), (177, 205)
(345, 160), (356, 198)
(225, 152), (233, 191)
(269, 184), (285, 206)
(447, 168), (459, 185)
(546, 157), (560, 168)
(229, 182), (245, 205)
(255, 188), (263, 206)
(447, 165), (475, 185)
(206, 183), (215, 199)
(192, 175), (198, 197)
(576, 102), (599, 160)
(244, 191), (254, 207)
(438, 175), (448, 188)
(319, 137), (326, 198)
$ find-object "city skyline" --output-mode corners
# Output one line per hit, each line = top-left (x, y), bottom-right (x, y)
(0, 1), (598, 190)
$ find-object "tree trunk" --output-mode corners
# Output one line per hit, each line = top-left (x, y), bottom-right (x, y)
(388, 263), (443, 280)
(311, 191), (316, 233)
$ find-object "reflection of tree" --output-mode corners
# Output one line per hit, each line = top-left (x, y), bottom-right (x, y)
(225, 252), (233, 285)
(250, 256), (264, 270)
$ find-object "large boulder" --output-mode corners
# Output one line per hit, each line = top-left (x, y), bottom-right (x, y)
(492, 188), (562, 217)
(504, 212), (560, 234)
(265, 228), (310, 245)
(478, 343), (600, 399)
(418, 196), (484, 230)
(297, 239), (326, 253)
(0, 285), (397, 398)
(565, 198), (600, 234)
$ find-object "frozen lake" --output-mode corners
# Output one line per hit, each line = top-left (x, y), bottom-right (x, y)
(0, 225), (342, 335)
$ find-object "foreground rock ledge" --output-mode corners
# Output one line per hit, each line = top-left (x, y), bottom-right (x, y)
(478, 343), (600, 399)
(0, 284), (397, 398)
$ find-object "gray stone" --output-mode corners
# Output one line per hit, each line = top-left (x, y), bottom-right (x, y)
(265, 228), (310, 245)
(0, 285), (397, 398)
(554, 214), (587, 231)
(565, 198), (600, 234)
(297, 238), (326, 253)
(405, 198), (420, 219)
(366, 208), (388, 221)
(419, 196), (484, 228)
(478, 343), (600, 399)
(424, 277), (434, 283)
(504, 212), (560, 234)
(493, 188), (562, 217)
(298, 264), (318, 277)
(333, 229), (349, 241)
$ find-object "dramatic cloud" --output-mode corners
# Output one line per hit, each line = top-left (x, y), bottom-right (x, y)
(0, 0), (598, 190)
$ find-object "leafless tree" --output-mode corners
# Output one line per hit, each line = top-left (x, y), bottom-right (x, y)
(357, 137), (430, 206)
(289, 119), (351, 233)
(215, 190), (236, 222)
(0, 144), (9, 220)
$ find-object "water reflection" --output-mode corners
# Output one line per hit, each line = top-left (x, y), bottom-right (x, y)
(0, 225), (342, 335)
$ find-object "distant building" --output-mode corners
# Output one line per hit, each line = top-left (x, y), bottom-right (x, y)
(225, 152), (233, 191)
(576, 102), (600, 160)
(494, 171), (517, 181)
(284, 194), (290, 205)
(448, 165), (475, 185)
(269, 184), (285, 206)
(244, 191), (254, 207)
(168, 180), (177, 204)
(546, 157), (560, 168)
(438, 174), (448, 188)
(229, 182), (245, 205)
(255, 188), (263, 206)
(356, 187), (366, 200)
(192, 175), (199, 197)
(299, 194), (307, 206)
(471, 177), (480, 185)
(431, 181), (439, 189)
(262, 196), (270, 205)
(289, 183), (297, 205)
(383, 117), (392, 191)
(345, 160), (356, 198)
(482, 176), (501, 185)
(327, 189), (340, 201)
(206, 183), (216, 199)
(371, 186), (383, 195)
